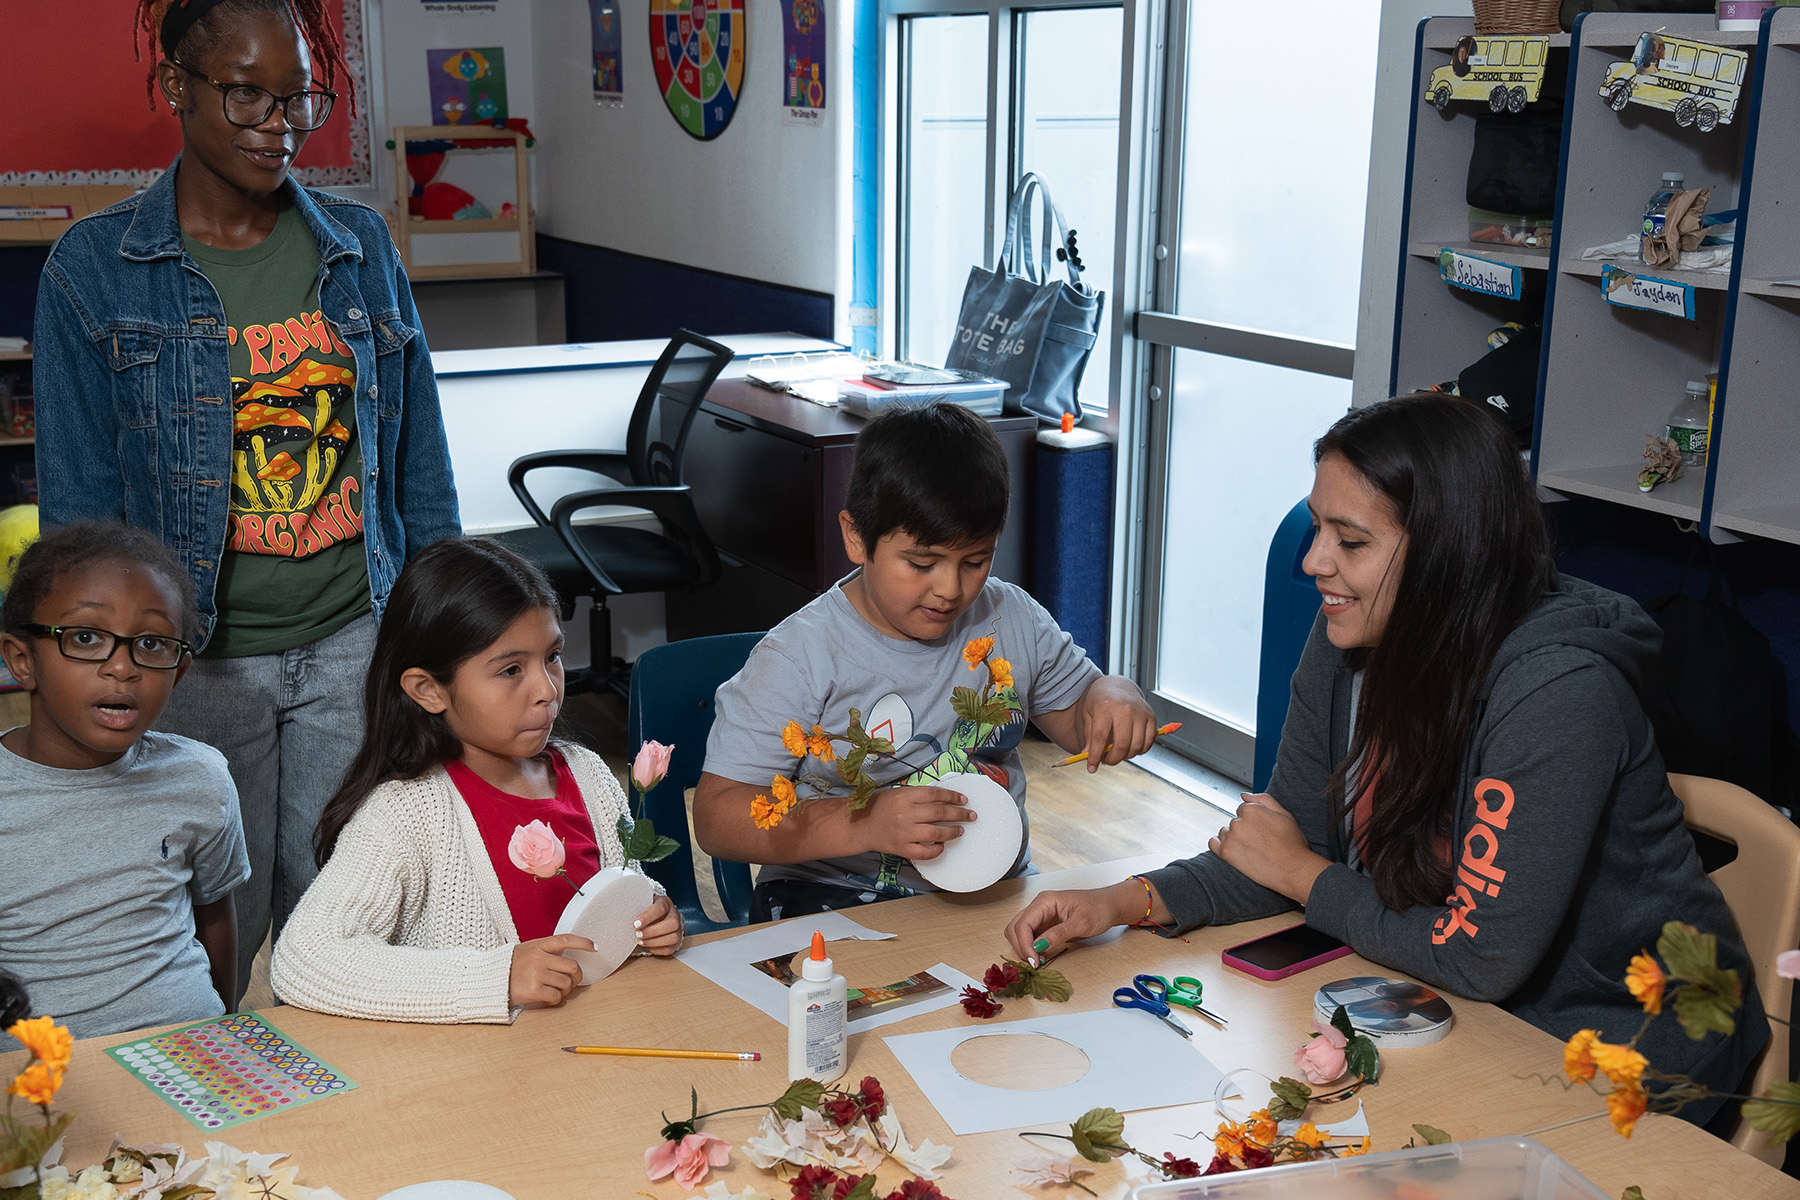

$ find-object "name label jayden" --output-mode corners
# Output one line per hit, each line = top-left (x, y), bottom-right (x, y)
(1600, 264), (1696, 320)
(1439, 249), (1523, 301)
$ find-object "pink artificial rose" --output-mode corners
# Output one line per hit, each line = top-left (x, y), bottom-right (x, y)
(507, 820), (566, 878)
(1294, 1017), (1349, 1085)
(644, 1132), (730, 1188)
(632, 740), (675, 792)
(1778, 950), (1800, 980)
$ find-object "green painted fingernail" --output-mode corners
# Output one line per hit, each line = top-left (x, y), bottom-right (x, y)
(1033, 938), (1050, 953)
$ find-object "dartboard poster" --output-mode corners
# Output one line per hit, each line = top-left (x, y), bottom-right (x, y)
(650, 0), (747, 140)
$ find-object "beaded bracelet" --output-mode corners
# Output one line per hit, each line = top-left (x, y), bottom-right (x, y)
(1128, 874), (1154, 927)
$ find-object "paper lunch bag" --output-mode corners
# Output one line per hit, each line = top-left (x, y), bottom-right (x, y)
(945, 173), (1105, 423)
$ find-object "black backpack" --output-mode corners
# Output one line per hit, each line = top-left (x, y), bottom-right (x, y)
(1641, 547), (1800, 821)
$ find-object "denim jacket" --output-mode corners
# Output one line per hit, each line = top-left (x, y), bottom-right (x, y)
(33, 159), (461, 649)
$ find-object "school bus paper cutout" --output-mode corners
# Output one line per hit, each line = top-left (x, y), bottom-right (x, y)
(1599, 33), (1747, 131)
(1427, 35), (1549, 113)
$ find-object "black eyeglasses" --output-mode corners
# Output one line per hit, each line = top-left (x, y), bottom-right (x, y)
(21, 624), (192, 671)
(171, 59), (336, 131)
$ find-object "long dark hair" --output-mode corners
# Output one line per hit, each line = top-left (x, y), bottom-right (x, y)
(313, 537), (561, 866)
(1316, 395), (1554, 911)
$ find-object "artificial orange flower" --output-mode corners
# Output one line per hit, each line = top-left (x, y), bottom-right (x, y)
(988, 656), (1014, 691)
(1625, 952), (1665, 1015)
(1591, 1040), (1647, 1087)
(7, 1017), (71, 1072)
(7, 1061), (62, 1107)
(1291, 1123), (1328, 1150)
(962, 636), (994, 669)
(1212, 1119), (1246, 1158)
(771, 774), (798, 807)
(806, 725), (836, 763)
(781, 719), (808, 759)
(1606, 1081), (1648, 1137)
(1563, 1028), (1600, 1083)
(1247, 1108), (1278, 1147)
(1341, 1136), (1371, 1157)
(751, 794), (784, 830)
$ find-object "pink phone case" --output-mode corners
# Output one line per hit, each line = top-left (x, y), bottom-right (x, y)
(1220, 922), (1355, 981)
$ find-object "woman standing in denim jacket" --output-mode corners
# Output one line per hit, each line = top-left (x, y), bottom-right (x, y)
(32, 0), (462, 1001)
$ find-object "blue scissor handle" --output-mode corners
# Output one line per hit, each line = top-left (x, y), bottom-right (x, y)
(1113, 979), (1170, 1016)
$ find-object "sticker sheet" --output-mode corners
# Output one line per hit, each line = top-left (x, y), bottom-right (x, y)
(105, 1013), (357, 1130)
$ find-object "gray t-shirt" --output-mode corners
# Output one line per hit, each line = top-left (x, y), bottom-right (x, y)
(706, 574), (1101, 894)
(0, 731), (250, 1048)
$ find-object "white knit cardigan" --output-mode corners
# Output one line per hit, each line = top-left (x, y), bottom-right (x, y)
(270, 742), (662, 1024)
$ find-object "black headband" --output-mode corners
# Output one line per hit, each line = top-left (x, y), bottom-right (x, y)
(160, 0), (231, 57)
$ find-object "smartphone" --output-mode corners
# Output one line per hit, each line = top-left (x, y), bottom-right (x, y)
(1221, 922), (1353, 981)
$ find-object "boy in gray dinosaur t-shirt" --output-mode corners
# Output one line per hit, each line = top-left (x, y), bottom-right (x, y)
(0, 524), (248, 1049)
(696, 403), (1159, 922)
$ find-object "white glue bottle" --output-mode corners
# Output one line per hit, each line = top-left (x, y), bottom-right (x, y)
(787, 930), (847, 1084)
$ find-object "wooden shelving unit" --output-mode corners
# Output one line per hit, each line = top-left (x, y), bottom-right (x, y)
(391, 125), (535, 281)
(1393, 12), (1799, 546)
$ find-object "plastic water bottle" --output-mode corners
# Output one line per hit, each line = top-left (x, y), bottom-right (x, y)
(1665, 380), (1711, 469)
(1641, 171), (1685, 263)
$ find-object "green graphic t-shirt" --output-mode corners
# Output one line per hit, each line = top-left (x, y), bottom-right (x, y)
(184, 204), (372, 657)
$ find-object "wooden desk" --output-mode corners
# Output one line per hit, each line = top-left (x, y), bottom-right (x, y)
(670, 380), (1039, 640)
(53, 858), (1792, 1199)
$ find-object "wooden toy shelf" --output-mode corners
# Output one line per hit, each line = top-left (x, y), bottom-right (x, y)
(390, 125), (534, 280)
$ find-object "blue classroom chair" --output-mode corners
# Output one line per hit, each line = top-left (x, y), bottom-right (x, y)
(1252, 499), (1321, 793)
(626, 632), (761, 932)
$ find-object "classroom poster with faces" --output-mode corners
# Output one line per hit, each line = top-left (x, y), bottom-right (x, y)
(781, 0), (826, 127)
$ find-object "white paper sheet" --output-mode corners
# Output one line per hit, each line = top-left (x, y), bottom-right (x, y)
(676, 913), (980, 1032)
(883, 1008), (1226, 1135)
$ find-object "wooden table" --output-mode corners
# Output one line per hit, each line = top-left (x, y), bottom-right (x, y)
(54, 858), (1794, 1198)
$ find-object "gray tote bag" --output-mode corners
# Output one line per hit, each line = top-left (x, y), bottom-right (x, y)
(945, 173), (1104, 424)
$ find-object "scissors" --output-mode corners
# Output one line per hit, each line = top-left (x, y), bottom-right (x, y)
(1112, 974), (1193, 1039)
(1140, 974), (1229, 1030)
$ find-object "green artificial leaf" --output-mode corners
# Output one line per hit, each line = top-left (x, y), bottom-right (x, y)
(840, 1174), (880, 1200)
(616, 813), (635, 844)
(867, 737), (895, 757)
(1026, 966), (1074, 1003)
(1671, 970), (1740, 1041)
(950, 686), (985, 723)
(1655, 922), (1717, 982)
(1069, 1108), (1127, 1162)
(623, 818), (669, 862)
(1269, 1076), (1312, 1122)
(641, 834), (681, 863)
(976, 700), (1016, 728)
(1412, 1124), (1452, 1146)
(1620, 1187), (1645, 1200)
(0, 1186), (39, 1200)
(1345, 1033), (1381, 1084)
(1741, 1080), (1800, 1146)
(1329, 1003), (1355, 1042)
(0, 1111), (73, 1174)
(842, 746), (869, 783)
(845, 709), (869, 750)
(159, 1188), (214, 1200)
(848, 773), (879, 812)
(772, 1078), (826, 1122)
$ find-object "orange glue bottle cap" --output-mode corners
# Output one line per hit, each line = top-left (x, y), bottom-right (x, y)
(802, 930), (833, 981)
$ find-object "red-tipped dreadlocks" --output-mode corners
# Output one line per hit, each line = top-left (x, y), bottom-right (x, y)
(134, 0), (355, 115)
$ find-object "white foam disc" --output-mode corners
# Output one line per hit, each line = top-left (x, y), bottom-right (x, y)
(553, 866), (655, 985)
(377, 1184), (516, 1200)
(912, 772), (1024, 893)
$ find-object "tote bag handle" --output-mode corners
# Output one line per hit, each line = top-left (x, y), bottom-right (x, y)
(997, 172), (1085, 289)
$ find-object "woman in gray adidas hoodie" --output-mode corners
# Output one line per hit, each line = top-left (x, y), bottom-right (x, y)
(1007, 394), (1766, 1126)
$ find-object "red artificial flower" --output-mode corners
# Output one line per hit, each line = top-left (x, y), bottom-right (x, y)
(983, 962), (1021, 992)
(821, 1097), (862, 1128)
(1201, 1153), (1241, 1175)
(1240, 1145), (1275, 1169)
(791, 1165), (844, 1200)
(832, 1175), (869, 1200)
(1160, 1153), (1203, 1178)
(856, 1075), (887, 1121)
(960, 985), (1003, 1018)
(886, 1180), (950, 1199)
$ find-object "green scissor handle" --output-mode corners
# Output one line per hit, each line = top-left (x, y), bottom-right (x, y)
(1144, 975), (1203, 1007)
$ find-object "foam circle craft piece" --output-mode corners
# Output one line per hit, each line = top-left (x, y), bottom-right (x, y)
(554, 866), (655, 985)
(376, 1184), (517, 1200)
(650, 0), (746, 140)
(912, 772), (1024, 893)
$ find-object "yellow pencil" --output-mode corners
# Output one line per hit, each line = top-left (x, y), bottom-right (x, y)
(1049, 722), (1183, 769)
(561, 1045), (761, 1061)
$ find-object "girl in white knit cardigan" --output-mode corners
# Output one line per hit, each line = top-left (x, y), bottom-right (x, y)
(270, 538), (682, 1024)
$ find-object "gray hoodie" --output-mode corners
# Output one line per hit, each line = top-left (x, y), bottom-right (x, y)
(1145, 575), (1767, 1114)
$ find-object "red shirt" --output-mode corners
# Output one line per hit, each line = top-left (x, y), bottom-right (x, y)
(449, 749), (601, 941)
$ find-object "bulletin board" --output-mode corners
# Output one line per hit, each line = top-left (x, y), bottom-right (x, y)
(0, 0), (371, 188)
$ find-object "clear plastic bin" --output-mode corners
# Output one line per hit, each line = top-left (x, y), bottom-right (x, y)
(1468, 207), (1554, 248)
(1129, 1136), (1610, 1199)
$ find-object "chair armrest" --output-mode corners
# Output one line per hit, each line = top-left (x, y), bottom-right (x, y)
(507, 450), (632, 527)
(548, 485), (724, 594)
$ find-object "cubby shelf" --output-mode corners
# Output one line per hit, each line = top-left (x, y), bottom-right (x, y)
(1393, 12), (1800, 546)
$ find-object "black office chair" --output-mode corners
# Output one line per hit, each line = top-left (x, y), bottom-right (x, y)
(495, 330), (734, 694)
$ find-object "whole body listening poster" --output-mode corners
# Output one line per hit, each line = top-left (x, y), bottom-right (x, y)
(590, 0), (624, 105)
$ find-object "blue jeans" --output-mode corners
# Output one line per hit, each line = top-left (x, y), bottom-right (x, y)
(157, 614), (377, 998)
